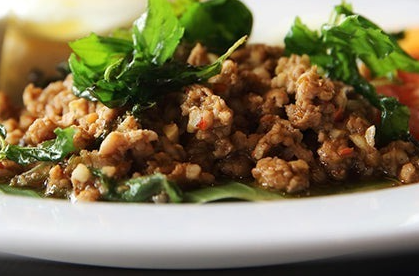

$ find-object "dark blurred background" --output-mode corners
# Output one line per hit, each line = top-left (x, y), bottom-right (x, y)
(2, 249), (419, 276)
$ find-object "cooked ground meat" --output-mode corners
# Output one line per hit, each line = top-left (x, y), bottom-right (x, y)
(252, 157), (309, 193)
(0, 42), (418, 201)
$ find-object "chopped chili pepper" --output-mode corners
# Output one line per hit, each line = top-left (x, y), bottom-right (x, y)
(338, 147), (354, 157)
(334, 107), (344, 122)
(196, 117), (208, 130)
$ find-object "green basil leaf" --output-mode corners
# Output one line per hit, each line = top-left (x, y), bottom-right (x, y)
(121, 174), (182, 203)
(284, 17), (322, 56)
(133, 0), (184, 65)
(180, 0), (252, 54)
(323, 14), (419, 79)
(0, 184), (42, 198)
(377, 97), (411, 143)
(69, 33), (133, 69)
(69, 0), (248, 111)
(0, 124), (6, 139)
(68, 34), (133, 101)
(171, 0), (198, 16)
(99, 173), (183, 203)
(68, 54), (100, 101)
(129, 35), (246, 92)
(10, 162), (54, 188)
(284, 4), (419, 145)
(2, 127), (76, 165)
(184, 181), (284, 203)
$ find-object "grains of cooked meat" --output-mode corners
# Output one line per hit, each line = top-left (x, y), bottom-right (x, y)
(349, 133), (380, 165)
(18, 111), (37, 131)
(145, 149), (215, 187)
(399, 162), (418, 183)
(260, 88), (289, 115)
(399, 159), (419, 183)
(295, 66), (335, 102)
(346, 115), (373, 135)
(168, 162), (215, 185)
(75, 186), (101, 202)
(364, 126), (376, 148)
(230, 43), (282, 73)
(211, 44), (282, 98)
(115, 115), (141, 132)
(100, 166), (117, 178)
(245, 93), (264, 114)
(159, 136), (186, 162)
(252, 115), (305, 160)
(237, 67), (272, 93)
(285, 103), (324, 131)
(2, 42), (419, 201)
(213, 137), (234, 158)
(252, 157), (309, 193)
(99, 129), (158, 159)
(94, 114), (158, 160)
(146, 152), (176, 175)
(71, 163), (92, 184)
(230, 131), (261, 152)
(380, 141), (417, 179)
(217, 153), (254, 178)
(66, 150), (132, 179)
(23, 79), (76, 121)
(45, 165), (72, 197)
(23, 75), (121, 146)
(208, 59), (239, 98)
(280, 64), (345, 131)
(184, 138), (215, 172)
(181, 84), (233, 142)
(344, 115), (381, 176)
(0, 160), (23, 182)
(187, 43), (211, 66)
(272, 54), (311, 93)
(1, 118), (24, 145)
(24, 117), (57, 145)
(22, 84), (47, 116)
(317, 133), (353, 181)
(163, 123), (180, 143)
(70, 163), (102, 202)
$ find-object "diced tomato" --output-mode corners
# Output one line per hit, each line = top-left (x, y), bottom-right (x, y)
(376, 29), (419, 140)
(398, 71), (419, 85)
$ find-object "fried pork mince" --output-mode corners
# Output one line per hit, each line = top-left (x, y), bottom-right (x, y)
(0, 42), (418, 201)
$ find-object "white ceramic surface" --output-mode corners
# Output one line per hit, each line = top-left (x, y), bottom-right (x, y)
(1, 0), (419, 269)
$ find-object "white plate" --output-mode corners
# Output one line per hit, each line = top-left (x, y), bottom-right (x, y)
(2, 0), (419, 269)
